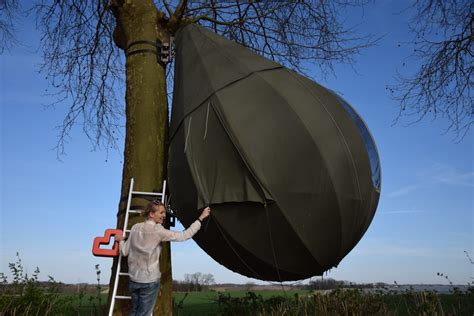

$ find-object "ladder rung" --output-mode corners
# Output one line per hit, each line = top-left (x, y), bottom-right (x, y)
(119, 272), (130, 276)
(125, 229), (131, 233)
(128, 210), (142, 214)
(115, 295), (132, 300)
(132, 191), (163, 196)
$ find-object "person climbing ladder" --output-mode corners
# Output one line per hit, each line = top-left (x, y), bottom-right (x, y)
(115, 200), (211, 316)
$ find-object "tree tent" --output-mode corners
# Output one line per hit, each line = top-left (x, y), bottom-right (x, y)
(168, 24), (381, 281)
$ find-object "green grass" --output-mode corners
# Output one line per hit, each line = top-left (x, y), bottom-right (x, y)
(174, 291), (219, 315)
(173, 290), (310, 316)
(67, 293), (107, 306)
(171, 289), (474, 316)
(3, 289), (472, 315)
(380, 292), (474, 316)
(3, 254), (472, 315)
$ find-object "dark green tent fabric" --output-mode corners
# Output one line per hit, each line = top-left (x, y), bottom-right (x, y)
(168, 24), (381, 281)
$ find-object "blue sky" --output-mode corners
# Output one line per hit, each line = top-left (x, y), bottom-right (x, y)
(1, 1), (472, 285)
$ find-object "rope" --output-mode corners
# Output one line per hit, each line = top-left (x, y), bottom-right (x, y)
(184, 116), (192, 153)
(203, 102), (210, 140)
(204, 208), (211, 232)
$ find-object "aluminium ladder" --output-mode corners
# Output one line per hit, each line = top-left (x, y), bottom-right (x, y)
(108, 178), (167, 316)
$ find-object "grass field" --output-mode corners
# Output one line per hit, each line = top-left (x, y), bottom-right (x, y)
(170, 289), (474, 316)
(2, 288), (473, 315)
(173, 290), (309, 315)
(69, 290), (310, 315)
(59, 289), (474, 315)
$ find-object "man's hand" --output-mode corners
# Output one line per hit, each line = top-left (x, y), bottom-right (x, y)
(199, 207), (211, 221)
(115, 234), (125, 242)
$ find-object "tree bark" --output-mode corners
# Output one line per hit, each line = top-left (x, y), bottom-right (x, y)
(108, 0), (172, 315)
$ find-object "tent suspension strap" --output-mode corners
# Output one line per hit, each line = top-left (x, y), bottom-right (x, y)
(126, 40), (157, 50)
(125, 38), (174, 64)
(126, 40), (158, 59)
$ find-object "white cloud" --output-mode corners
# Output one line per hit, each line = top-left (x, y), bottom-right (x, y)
(387, 165), (473, 198)
(354, 241), (462, 259)
(378, 209), (425, 214)
(432, 170), (474, 187)
(356, 244), (435, 257)
(386, 184), (421, 198)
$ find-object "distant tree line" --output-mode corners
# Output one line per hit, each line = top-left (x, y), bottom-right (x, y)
(172, 272), (215, 292)
(306, 278), (387, 290)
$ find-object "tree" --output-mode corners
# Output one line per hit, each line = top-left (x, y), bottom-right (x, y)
(245, 281), (256, 291)
(201, 273), (215, 287)
(183, 273), (201, 291)
(0, 0), (20, 53)
(388, 0), (473, 140)
(32, 0), (375, 314)
(307, 277), (343, 290)
(183, 272), (215, 291)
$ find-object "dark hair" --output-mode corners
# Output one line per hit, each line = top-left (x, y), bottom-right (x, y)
(144, 200), (165, 218)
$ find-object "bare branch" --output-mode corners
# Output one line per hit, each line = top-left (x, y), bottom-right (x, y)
(173, 0), (187, 19)
(388, 0), (473, 140)
(185, 0), (377, 76)
(35, 0), (124, 156)
(34, 0), (376, 154)
(0, 0), (20, 53)
(162, 0), (173, 17)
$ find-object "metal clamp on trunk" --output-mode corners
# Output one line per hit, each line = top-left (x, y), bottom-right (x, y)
(126, 38), (174, 64)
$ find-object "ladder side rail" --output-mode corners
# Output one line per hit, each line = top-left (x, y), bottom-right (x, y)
(123, 178), (136, 234)
(109, 251), (124, 316)
(109, 178), (135, 316)
(161, 180), (167, 203)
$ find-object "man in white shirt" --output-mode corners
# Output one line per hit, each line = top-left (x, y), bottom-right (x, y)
(116, 200), (211, 316)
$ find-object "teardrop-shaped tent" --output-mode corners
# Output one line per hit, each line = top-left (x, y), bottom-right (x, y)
(168, 24), (381, 281)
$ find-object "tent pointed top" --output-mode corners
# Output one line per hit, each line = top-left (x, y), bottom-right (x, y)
(171, 24), (282, 136)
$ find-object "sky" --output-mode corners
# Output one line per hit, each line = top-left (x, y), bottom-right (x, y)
(1, 1), (472, 286)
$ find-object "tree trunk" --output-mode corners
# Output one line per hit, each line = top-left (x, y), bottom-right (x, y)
(108, 0), (172, 315)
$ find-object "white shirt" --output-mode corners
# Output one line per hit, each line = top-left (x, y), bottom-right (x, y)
(120, 219), (201, 283)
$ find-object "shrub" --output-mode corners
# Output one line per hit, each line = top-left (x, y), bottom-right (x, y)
(0, 253), (74, 315)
